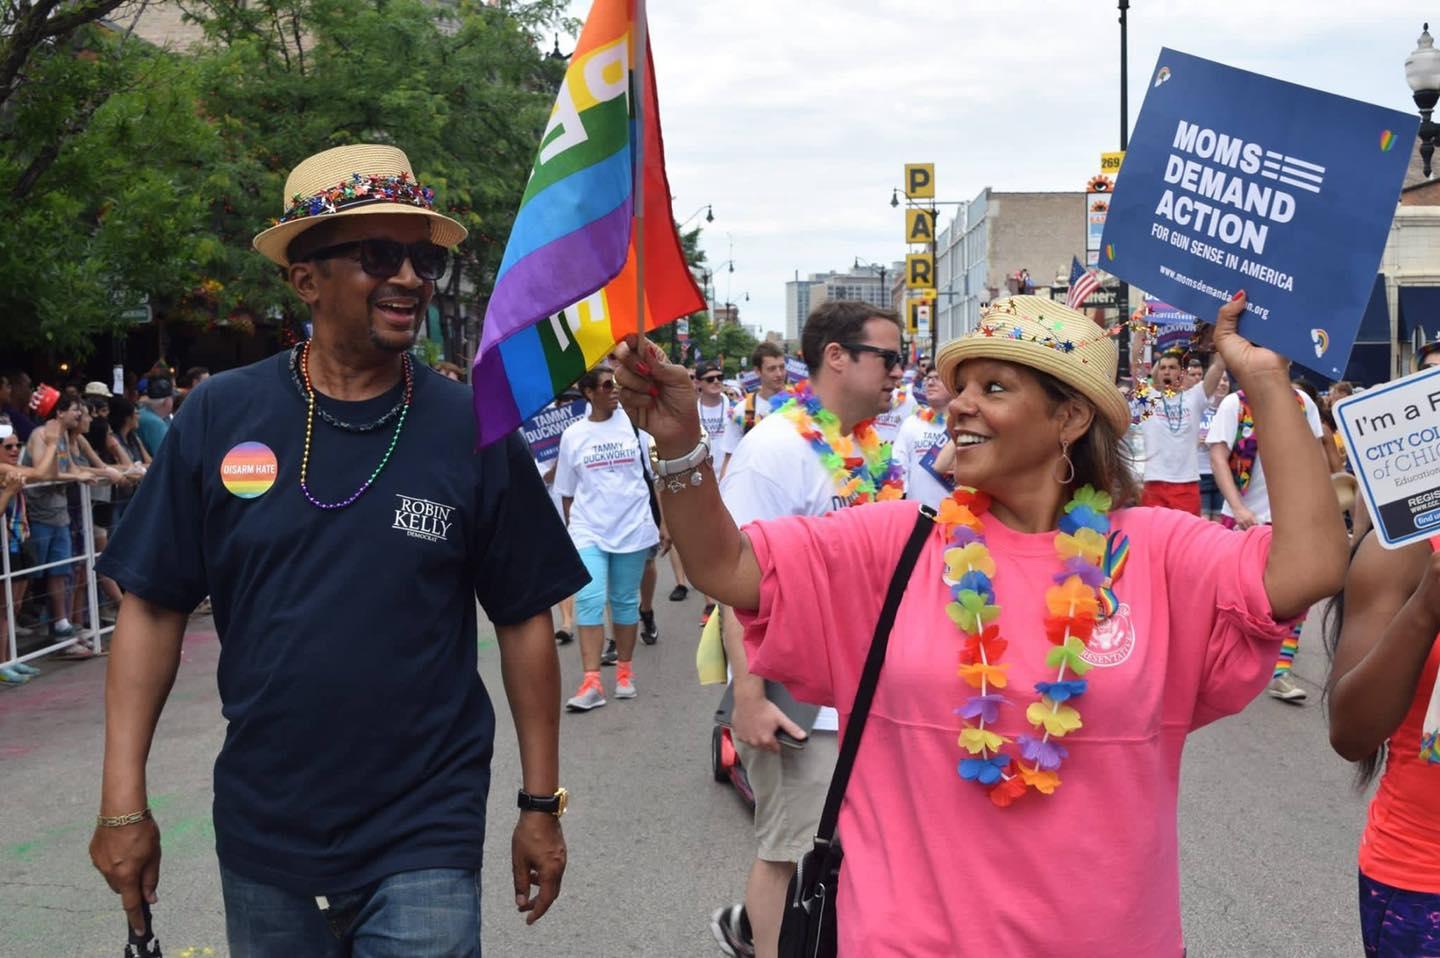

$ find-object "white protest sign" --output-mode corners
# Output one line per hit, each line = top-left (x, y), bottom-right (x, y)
(1334, 366), (1440, 549)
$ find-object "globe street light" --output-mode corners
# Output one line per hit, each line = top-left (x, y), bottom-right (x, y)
(678, 204), (714, 228)
(1406, 23), (1440, 179)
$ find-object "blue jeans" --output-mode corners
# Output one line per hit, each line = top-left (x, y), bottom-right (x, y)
(574, 545), (649, 626)
(25, 520), (71, 582)
(220, 864), (482, 957)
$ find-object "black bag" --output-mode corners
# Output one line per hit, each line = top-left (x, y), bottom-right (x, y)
(777, 505), (935, 958)
(631, 420), (664, 530)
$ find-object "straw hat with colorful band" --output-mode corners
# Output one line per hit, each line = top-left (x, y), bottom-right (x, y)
(935, 295), (1131, 435)
(252, 144), (468, 268)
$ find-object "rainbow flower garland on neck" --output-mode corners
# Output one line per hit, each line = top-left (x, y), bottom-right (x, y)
(940, 484), (1119, 807)
(778, 384), (904, 504)
(916, 407), (944, 425)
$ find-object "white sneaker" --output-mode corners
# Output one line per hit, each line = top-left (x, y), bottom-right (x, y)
(615, 675), (637, 699)
(566, 682), (607, 712)
(1269, 674), (1308, 703)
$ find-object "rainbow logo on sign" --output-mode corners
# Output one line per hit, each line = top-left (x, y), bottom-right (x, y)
(1105, 243), (1116, 261)
(1380, 129), (1397, 152)
(1310, 328), (1330, 358)
(220, 442), (278, 499)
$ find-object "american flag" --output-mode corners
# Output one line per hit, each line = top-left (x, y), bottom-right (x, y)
(1065, 256), (1101, 310)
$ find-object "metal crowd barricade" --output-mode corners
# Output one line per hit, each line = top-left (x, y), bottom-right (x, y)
(2, 478), (110, 668)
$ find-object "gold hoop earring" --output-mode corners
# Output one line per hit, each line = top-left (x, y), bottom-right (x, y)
(1054, 439), (1076, 485)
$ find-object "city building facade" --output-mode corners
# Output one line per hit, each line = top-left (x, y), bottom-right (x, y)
(784, 263), (898, 341)
(934, 189), (1087, 343)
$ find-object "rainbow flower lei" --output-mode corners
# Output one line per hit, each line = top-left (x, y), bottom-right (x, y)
(916, 407), (944, 425)
(778, 384), (904, 505)
(941, 484), (1117, 807)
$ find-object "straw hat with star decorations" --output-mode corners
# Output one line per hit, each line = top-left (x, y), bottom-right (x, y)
(935, 295), (1131, 435)
(252, 144), (468, 268)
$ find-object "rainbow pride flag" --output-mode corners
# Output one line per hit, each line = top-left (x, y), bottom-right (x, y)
(472, 0), (703, 446)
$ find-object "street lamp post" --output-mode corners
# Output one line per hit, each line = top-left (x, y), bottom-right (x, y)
(1116, 0), (1132, 381)
(1406, 24), (1440, 179)
(853, 257), (889, 309)
(678, 204), (715, 229)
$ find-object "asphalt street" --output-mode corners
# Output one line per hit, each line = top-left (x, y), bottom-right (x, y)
(1, 568), (1368, 958)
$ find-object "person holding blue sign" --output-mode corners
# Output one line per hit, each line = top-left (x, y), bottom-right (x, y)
(1328, 530), (1440, 955)
(614, 290), (1346, 956)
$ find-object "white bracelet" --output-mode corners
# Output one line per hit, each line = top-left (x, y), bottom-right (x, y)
(649, 428), (710, 477)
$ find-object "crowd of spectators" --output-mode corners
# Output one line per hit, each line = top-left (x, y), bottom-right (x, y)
(0, 364), (193, 683)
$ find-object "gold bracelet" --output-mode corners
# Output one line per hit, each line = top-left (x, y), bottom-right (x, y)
(96, 808), (152, 828)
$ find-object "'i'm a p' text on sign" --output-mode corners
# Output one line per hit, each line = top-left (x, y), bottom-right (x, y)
(1335, 367), (1440, 550)
(1102, 49), (1416, 381)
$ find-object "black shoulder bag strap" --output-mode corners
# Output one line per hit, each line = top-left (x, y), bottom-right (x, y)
(813, 504), (935, 846)
(631, 418), (664, 528)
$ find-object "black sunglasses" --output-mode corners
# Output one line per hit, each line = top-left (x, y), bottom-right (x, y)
(1, 442), (18, 450)
(593, 381), (616, 392)
(301, 238), (449, 281)
(700, 375), (723, 383)
(840, 342), (903, 371)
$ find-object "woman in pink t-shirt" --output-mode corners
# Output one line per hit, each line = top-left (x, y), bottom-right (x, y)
(616, 292), (1347, 956)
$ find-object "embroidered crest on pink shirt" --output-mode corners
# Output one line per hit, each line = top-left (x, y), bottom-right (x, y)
(1082, 602), (1136, 668)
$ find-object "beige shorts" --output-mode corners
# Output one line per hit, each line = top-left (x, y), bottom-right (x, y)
(733, 731), (839, 863)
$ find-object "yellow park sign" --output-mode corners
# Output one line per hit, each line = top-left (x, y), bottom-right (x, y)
(904, 163), (935, 199)
(906, 252), (934, 288)
(905, 207), (935, 245)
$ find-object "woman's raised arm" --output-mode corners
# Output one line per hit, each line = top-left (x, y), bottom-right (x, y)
(613, 337), (761, 610)
(1211, 293), (1348, 619)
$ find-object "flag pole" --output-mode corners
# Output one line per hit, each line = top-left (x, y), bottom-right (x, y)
(632, 0), (649, 344)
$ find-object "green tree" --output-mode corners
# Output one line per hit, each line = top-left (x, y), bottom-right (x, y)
(0, 16), (220, 354)
(176, 0), (570, 360)
(0, 0), (571, 358)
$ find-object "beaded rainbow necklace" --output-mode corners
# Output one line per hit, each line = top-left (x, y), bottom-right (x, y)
(298, 340), (412, 510)
(777, 384), (904, 505)
(940, 484), (1127, 807)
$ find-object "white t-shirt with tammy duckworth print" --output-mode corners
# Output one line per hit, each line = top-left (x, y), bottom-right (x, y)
(892, 411), (953, 510)
(553, 411), (660, 554)
(721, 409), (877, 731)
(1204, 388), (1322, 524)
(697, 396), (731, 465)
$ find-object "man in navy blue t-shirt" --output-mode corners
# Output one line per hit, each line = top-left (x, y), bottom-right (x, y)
(88, 144), (588, 956)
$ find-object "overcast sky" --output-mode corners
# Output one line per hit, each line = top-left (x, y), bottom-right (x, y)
(560, 2), (1429, 336)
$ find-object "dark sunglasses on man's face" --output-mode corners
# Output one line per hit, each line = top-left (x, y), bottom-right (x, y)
(841, 342), (903, 371)
(301, 238), (450, 282)
(701, 375), (723, 384)
(594, 381), (616, 392)
(1, 442), (18, 451)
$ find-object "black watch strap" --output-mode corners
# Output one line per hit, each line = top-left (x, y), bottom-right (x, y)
(517, 789), (561, 814)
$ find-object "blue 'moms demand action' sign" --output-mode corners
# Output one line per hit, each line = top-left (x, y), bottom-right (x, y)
(1101, 49), (1416, 380)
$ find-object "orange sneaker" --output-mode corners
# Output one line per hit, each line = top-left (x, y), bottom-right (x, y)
(615, 663), (636, 699)
(566, 675), (606, 712)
